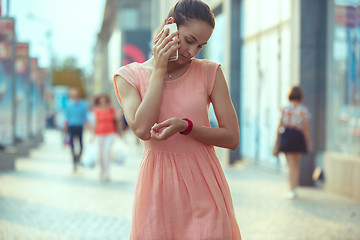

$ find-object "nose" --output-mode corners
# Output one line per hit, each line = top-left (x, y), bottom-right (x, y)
(187, 46), (199, 58)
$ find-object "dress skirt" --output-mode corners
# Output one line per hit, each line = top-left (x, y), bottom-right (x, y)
(280, 127), (307, 153)
(129, 145), (241, 240)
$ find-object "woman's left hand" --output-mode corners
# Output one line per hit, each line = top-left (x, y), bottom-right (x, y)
(150, 117), (187, 140)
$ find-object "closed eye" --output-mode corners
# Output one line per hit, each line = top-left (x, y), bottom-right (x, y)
(186, 34), (207, 49)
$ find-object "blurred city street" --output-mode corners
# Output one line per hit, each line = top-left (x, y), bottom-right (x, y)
(0, 130), (359, 240)
(0, 0), (360, 239)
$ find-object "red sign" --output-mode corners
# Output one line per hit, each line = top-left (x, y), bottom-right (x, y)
(335, 5), (360, 27)
(30, 58), (38, 82)
(16, 43), (29, 56)
(0, 18), (14, 38)
(16, 43), (29, 74)
(122, 43), (147, 65)
(38, 68), (47, 86)
(0, 18), (15, 60)
(0, 41), (11, 59)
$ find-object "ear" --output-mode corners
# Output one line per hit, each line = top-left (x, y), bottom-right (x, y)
(166, 17), (175, 24)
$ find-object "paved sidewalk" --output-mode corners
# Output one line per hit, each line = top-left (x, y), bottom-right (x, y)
(0, 130), (359, 240)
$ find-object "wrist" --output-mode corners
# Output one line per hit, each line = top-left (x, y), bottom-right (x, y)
(152, 67), (167, 76)
(180, 118), (193, 135)
(180, 119), (188, 133)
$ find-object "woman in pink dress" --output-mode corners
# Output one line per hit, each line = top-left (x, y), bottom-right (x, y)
(113, 0), (241, 239)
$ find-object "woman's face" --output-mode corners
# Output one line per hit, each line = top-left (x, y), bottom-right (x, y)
(176, 19), (213, 63)
(99, 97), (107, 106)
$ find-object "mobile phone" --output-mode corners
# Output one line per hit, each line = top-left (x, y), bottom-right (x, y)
(163, 23), (178, 61)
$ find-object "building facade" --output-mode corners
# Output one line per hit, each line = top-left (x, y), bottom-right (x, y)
(240, 0), (295, 172)
(92, 0), (152, 102)
(325, 0), (360, 199)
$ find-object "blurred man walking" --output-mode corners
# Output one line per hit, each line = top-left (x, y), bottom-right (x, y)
(64, 87), (88, 173)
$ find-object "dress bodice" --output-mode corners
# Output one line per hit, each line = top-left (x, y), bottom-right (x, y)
(114, 59), (220, 152)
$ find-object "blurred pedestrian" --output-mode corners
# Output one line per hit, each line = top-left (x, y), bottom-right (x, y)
(92, 93), (117, 181)
(113, 0), (241, 239)
(64, 87), (88, 173)
(276, 86), (311, 199)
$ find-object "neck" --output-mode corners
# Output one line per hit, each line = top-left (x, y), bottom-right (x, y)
(167, 60), (192, 78)
(146, 57), (192, 79)
(291, 101), (300, 106)
(167, 61), (184, 73)
(146, 57), (191, 70)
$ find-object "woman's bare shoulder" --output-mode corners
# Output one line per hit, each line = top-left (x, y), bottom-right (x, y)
(140, 58), (153, 72)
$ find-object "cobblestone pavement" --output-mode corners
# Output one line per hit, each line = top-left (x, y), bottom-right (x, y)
(0, 130), (359, 240)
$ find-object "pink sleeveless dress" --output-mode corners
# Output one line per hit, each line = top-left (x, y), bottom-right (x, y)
(114, 58), (241, 240)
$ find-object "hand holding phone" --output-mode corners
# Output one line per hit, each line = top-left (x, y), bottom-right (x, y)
(163, 23), (178, 61)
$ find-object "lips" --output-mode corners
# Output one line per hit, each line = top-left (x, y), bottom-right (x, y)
(180, 54), (191, 61)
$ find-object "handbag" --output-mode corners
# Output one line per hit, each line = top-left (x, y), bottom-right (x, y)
(82, 140), (99, 168)
(272, 132), (282, 157)
(110, 135), (128, 164)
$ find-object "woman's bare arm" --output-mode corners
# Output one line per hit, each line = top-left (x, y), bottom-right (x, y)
(116, 29), (180, 140)
(116, 71), (164, 140)
(189, 67), (239, 150)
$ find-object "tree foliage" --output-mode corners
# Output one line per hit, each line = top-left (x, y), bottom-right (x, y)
(52, 57), (87, 98)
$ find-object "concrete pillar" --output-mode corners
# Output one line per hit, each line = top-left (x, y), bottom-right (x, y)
(299, 0), (327, 186)
(229, 0), (242, 164)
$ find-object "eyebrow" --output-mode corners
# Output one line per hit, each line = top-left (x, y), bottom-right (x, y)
(189, 34), (198, 41)
(189, 34), (208, 45)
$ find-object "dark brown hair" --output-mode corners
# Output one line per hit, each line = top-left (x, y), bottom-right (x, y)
(165, 0), (215, 29)
(288, 86), (304, 102)
(94, 93), (111, 106)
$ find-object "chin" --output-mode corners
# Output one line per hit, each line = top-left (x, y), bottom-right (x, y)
(177, 55), (192, 63)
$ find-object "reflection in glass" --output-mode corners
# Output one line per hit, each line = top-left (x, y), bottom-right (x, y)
(328, 0), (360, 155)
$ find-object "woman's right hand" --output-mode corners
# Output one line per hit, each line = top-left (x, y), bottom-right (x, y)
(152, 28), (180, 70)
(150, 117), (187, 141)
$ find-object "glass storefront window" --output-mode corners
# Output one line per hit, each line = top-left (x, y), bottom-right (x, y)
(244, 0), (290, 37)
(205, 13), (226, 66)
(328, 0), (360, 155)
(280, 0), (291, 21)
(280, 27), (291, 104)
(242, 41), (257, 158)
(241, 0), (293, 171)
(244, 0), (259, 38)
(204, 13), (226, 128)
(259, 0), (279, 31)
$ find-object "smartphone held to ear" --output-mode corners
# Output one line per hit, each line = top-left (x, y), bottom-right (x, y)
(163, 23), (178, 61)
